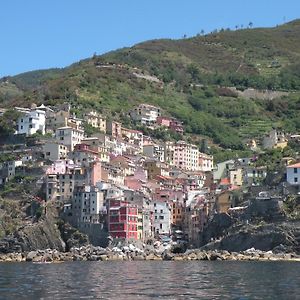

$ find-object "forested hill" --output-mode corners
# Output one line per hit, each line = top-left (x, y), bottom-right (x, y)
(0, 20), (300, 150)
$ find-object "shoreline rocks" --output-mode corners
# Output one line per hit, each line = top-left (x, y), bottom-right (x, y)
(0, 245), (299, 263)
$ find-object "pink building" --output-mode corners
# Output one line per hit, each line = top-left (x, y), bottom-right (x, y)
(124, 167), (147, 191)
(157, 116), (172, 127)
(157, 116), (184, 134)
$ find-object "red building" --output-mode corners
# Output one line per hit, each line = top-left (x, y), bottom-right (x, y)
(108, 199), (138, 239)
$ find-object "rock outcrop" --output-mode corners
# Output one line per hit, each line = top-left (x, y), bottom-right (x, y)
(1, 245), (299, 263)
(201, 222), (300, 253)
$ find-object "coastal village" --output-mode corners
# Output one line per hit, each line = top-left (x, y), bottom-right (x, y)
(0, 101), (299, 255)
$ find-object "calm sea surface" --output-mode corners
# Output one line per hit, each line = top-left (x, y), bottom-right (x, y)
(0, 261), (299, 299)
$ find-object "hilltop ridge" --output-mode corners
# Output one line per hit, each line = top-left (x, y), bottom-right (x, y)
(0, 20), (300, 150)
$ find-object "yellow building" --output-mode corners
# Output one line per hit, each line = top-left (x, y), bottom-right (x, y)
(84, 111), (106, 133)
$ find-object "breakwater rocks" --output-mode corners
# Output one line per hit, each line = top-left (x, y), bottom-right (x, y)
(1, 246), (300, 263)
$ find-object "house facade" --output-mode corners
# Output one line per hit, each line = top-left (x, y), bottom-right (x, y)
(287, 163), (300, 185)
(55, 126), (84, 151)
(15, 108), (46, 135)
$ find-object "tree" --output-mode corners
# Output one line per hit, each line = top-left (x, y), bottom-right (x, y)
(0, 109), (23, 138)
(200, 29), (205, 35)
(249, 21), (253, 28)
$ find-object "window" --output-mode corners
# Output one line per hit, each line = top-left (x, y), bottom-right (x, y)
(294, 168), (298, 174)
(159, 216), (164, 220)
(160, 209), (163, 213)
(294, 177), (298, 183)
(160, 224), (163, 229)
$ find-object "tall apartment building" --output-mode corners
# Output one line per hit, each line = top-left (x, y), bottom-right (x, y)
(108, 198), (138, 240)
(165, 141), (199, 171)
(72, 185), (105, 225)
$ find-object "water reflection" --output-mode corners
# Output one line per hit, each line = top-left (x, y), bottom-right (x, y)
(0, 261), (299, 299)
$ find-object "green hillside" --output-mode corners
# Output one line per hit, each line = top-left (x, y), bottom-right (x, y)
(0, 20), (300, 150)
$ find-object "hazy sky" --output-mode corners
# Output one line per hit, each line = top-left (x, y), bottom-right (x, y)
(0, 0), (299, 77)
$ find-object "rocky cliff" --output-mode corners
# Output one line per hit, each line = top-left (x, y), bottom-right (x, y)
(201, 222), (300, 254)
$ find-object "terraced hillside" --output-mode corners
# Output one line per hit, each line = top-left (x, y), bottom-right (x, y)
(0, 20), (299, 150)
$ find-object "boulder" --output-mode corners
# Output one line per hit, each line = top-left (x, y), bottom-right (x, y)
(26, 251), (38, 261)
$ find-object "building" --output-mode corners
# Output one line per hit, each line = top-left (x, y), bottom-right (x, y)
(144, 160), (169, 180)
(121, 128), (143, 150)
(81, 137), (110, 162)
(165, 141), (199, 171)
(262, 129), (287, 150)
(157, 116), (184, 134)
(215, 191), (233, 213)
(151, 200), (171, 236)
(287, 162), (300, 186)
(243, 166), (267, 186)
(130, 104), (160, 126)
(143, 143), (165, 162)
(229, 167), (243, 186)
(106, 120), (122, 138)
(198, 153), (214, 172)
(15, 107), (46, 135)
(171, 200), (184, 227)
(43, 143), (68, 161)
(55, 126), (84, 151)
(84, 111), (106, 133)
(108, 198), (138, 240)
(72, 185), (105, 225)
(45, 160), (102, 202)
(46, 110), (69, 133)
(69, 143), (99, 166)
(0, 161), (18, 185)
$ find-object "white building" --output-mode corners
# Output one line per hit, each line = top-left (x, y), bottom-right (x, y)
(72, 185), (105, 225)
(130, 104), (160, 126)
(287, 162), (300, 185)
(15, 107), (46, 135)
(43, 143), (68, 161)
(151, 200), (171, 235)
(55, 126), (84, 151)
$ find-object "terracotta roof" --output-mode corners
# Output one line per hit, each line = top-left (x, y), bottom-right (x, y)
(220, 178), (230, 185)
(287, 162), (300, 168)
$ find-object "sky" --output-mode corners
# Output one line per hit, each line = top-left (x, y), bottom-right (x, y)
(0, 0), (299, 77)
